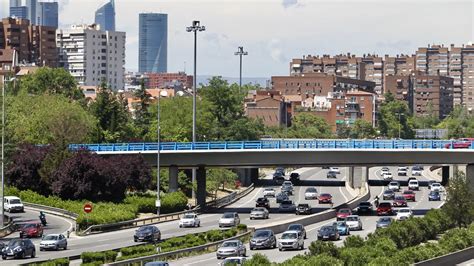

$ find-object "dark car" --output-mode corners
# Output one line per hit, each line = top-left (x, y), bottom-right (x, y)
(249, 230), (276, 250)
(274, 176), (285, 185)
(327, 171), (337, 179)
(376, 217), (394, 229)
(393, 195), (408, 207)
(134, 225), (161, 243)
(357, 201), (373, 215)
(317, 225), (340, 241)
(287, 223), (306, 239)
(275, 167), (285, 176)
(256, 197), (270, 209)
(402, 190), (416, 202)
(281, 185), (293, 196)
(295, 204), (311, 215)
(2, 239), (36, 260)
(318, 193), (333, 204)
(278, 200), (296, 213)
(20, 222), (43, 238)
(377, 202), (394, 216)
(289, 172), (300, 183)
(276, 192), (289, 203)
(428, 191), (441, 201)
(382, 189), (395, 200)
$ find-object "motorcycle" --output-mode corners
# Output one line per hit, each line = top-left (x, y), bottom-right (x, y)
(39, 212), (47, 226)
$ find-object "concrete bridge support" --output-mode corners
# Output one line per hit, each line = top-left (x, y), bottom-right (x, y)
(442, 166), (450, 186)
(169, 165), (179, 192)
(196, 166), (207, 208)
(465, 164), (474, 191)
(348, 166), (368, 189)
(236, 168), (259, 187)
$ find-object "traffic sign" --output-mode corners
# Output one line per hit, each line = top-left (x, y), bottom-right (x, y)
(83, 203), (93, 213)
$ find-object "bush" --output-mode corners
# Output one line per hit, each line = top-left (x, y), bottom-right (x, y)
(124, 195), (156, 213)
(81, 250), (118, 263)
(308, 240), (339, 257)
(32, 258), (69, 266)
(243, 253), (271, 266)
(160, 191), (188, 213)
(343, 235), (365, 248)
(237, 223), (248, 232)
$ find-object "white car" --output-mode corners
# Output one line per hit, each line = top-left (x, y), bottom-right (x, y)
(397, 167), (408, 176)
(388, 181), (400, 191)
(304, 187), (318, 200)
(345, 215), (363, 231)
(396, 208), (413, 221)
(383, 172), (393, 181)
(263, 188), (276, 197)
(408, 180), (419, 190)
(250, 207), (269, 220)
(39, 234), (68, 251)
(179, 213), (200, 228)
(281, 181), (293, 188)
(3, 196), (24, 213)
(329, 167), (340, 174)
(278, 230), (304, 251)
(219, 212), (240, 228)
(430, 183), (444, 192)
(411, 166), (423, 176)
(381, 167), (390, 175)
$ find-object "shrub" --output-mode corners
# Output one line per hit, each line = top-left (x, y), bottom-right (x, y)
(237, 223), (247, 232)
(242, 253), (271, 266)
(308, 240), (339, 258)
(160, 191), (188, 214)
(124, 195), (156, 213)
(32, 258), (69, 266)
(339, 247), (371, 266)
(343, 235), (365, 248)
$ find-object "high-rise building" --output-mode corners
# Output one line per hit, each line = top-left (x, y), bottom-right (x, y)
(56, 24), (126, 90)
(95, 0), (115, 31)
(9, 0), (58, 28)
(139, 13), (167, 73)
(9, 6), (28, 19)
(36, 1), (58, 28)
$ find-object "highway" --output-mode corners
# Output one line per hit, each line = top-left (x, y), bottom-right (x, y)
(0, 166), (356, 264)
(172, 166), (445, 265)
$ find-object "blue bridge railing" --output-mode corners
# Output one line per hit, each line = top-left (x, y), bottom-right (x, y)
(68, 139), (474, 153)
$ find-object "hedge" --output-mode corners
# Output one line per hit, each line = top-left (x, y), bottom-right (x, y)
(5, 186), (188, 230)
(32, 258), (69, 266)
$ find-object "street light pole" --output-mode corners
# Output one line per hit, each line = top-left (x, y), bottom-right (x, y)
(234, 46), (248, 91)
(156, 90), (168, 215)
(396, 112), (404, 139)
(1, 76), (14, 226)
(186, 21), (205, 203)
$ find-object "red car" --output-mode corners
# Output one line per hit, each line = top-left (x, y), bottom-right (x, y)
(444, 138), (474, 149)
(393, 195), (408, 207)
(318, 193), (333, 204)
(377, 202), (394, 216)
(402, 190), (416, 202)
(336, 208), (352, 220)
(19, 222), (44, 238)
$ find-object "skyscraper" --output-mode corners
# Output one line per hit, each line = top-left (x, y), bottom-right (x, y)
(37, 1), (58, 28)
(139, 13), (168, 73)
(95, 0), (115, 31)
(9, 0), (58, 28)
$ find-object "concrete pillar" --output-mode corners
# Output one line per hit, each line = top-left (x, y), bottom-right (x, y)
(347, 167), (354, 188)
(196, 166), (207, 209)
(350, 167), (367, 189)
(442, 166), (450, 186)
(168, 165), (179, 193)
(465, 164), (474, 191)
(250, 168), (259, 184)
(236, 168), (258, 187)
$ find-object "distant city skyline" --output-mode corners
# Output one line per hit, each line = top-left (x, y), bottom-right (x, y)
(0, 0), (473, 77)
(95, 0), (115, 31)
(138, 13), (168, 73)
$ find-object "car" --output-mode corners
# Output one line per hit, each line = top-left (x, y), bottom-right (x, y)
(383, 189), (395, 200)
(216, 240), (246, 259)
(444, 138), (474, 149)
(336, 208), (352, 220)
(381, 167), (390, 176)
(393, 195), (408, 207)
(345, 215), (363, 231)
(397, 167), (408, 176)
(274, 176), (285, 185)
(377, 202), (394, 216)
(427, 180), (437, 190)
(220, 257), (247, 266)
(382, 172), (393, 181)
(295, 203), (311, 215)
(249, 229), (276, 250)
(219, 212), (240, 228)
(396, 207), (413, 221)
(2, 239), (35, 260)
(3, 196), (24, 213)
(322, 166), (330, 169)
(376, 217), (394, 229)
(402, 190), (416, 201)
(39, 234), (67, 251)
(388, 181), (400, 191)
(263, 188), (276, 197)
(289, 172), (300, 183)
(333, 221), (350, 236)
(408, 180), (419, 190)
(357, 201), (373, 215)
(278, 230), (304, 251)
(278, 200), (296, 213)
(428, 191), (441, 201)
(255, 197), (270, 209)
(250, 207), (269, 220)
(287, 224), (306, 239)
(408, 177), (417, 182)
(281, 181), (293, 187)
(304, 187), (318, 200)
(144, 262), (169, 266)
(327, 171), (338, 179)
(281, 185), (293, 196)
(318, 193), (333, 204)
(179, 212), (200, 228)
(329, 167), (340, 174)
(134, 225), (161, 242)
(276, 192), (289, 203)
(275, 167), (285, 176)
(317, 225), (340, 241)
(411, 166), (423, 176)
(19, 222), (43, 238)
(430, 182), (444, 192)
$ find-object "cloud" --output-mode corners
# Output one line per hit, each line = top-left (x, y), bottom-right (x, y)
(282, 0), (300, 9)
(268, 39), (287, 63)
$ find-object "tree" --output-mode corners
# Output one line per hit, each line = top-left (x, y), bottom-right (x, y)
(350, 119), (377, 138)
(207, 168), (238, 199)
(437, 106), (474, 138)
(289, 112), (333, 138)
(19, 67), (84, 101)
(378, 98), (414, 138)
(444, 171), (474, 228)
(133, 80), (152, 138)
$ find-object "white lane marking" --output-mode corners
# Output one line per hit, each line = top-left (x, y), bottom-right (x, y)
(183, 256), (215, 266)
(237, 187), (262, 208)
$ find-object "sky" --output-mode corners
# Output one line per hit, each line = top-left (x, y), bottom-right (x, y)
(1, 0), (473, 78)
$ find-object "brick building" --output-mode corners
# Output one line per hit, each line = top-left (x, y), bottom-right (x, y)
(146, 72), (193, 89)
(245, 90), (287, 127)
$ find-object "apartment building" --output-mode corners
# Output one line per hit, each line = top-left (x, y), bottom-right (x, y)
(245, 90), (286, 127)
(56, 24), (126, 90)
(0, 17), (57, 67)
(147, 72), (193, 89)
(461, 45), (474, 109)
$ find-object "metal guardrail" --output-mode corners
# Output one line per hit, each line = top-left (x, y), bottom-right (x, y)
(24, 202), (79, 220)
(414, 246), (474, 266)
(105, 230), (253, 266)
(69, 139), (474, 152)
(207, 184), (254, 209)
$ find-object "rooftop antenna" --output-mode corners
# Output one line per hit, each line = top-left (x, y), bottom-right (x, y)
(184, 61), (186, 73)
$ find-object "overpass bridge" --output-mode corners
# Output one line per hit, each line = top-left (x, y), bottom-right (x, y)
(70, 139), (474, 207)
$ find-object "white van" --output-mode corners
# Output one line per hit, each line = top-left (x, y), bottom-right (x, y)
(4, 196), (24, 213)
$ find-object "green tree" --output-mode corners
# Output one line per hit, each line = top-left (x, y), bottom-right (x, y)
(437, 106), (474, 138)
(378, 98), (414, 139)
(444, 171), (474, 227)
(206, 168), (238, 199)
(242, 253), (271, 266)
(19, 67), (84, 101)
(350, 119), (377, 138)
(133, 80), (151, 138)
(289, 112), (333, 138)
